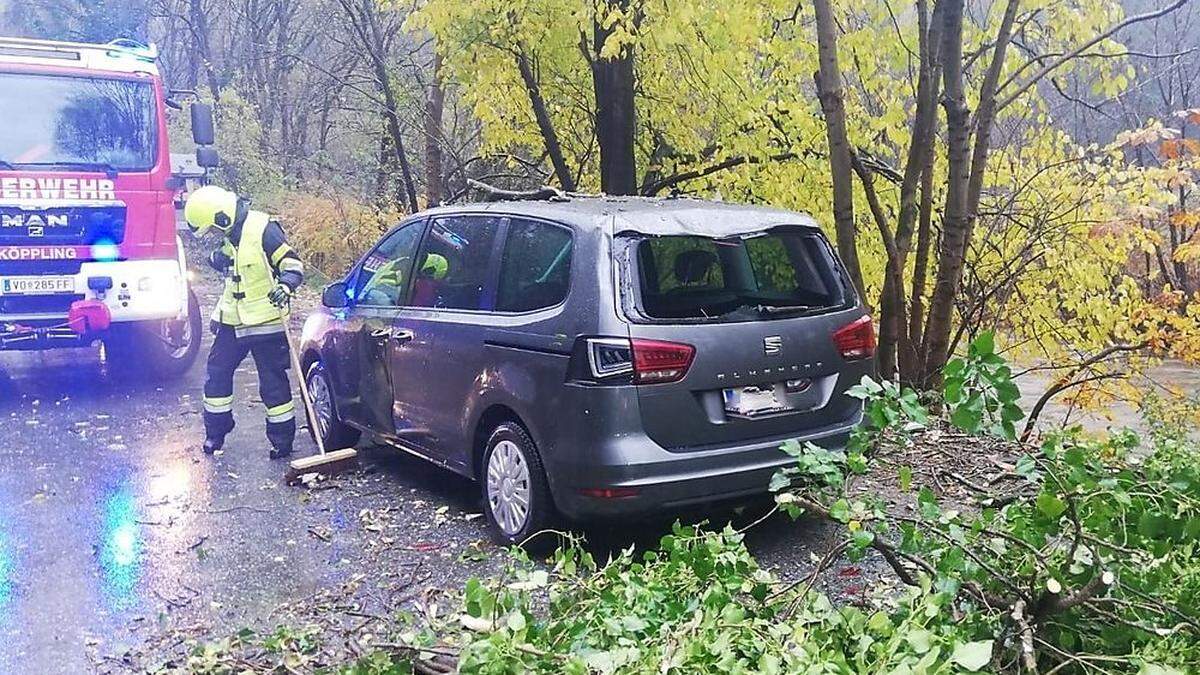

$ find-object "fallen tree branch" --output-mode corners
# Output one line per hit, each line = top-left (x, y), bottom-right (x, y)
(466, 178), (564, 202)
(641, 150), (818, 196)
(1020, 343), (1146, 441)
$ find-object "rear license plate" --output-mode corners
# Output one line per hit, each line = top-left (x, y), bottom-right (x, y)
(724, 385), (793, 417)
(0, 275), (75, 295)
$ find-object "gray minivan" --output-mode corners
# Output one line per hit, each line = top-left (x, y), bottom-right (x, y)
(299, 197), (873, 544)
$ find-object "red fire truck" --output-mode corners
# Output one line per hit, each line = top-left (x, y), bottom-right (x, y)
(0, 37), (216, 379)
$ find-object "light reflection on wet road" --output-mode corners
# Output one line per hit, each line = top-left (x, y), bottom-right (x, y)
(0, 329), (495, 675)
(0, 342), (332, 673)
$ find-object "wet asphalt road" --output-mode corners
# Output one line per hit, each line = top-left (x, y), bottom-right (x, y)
(0, 325), (501, 674)
(0, 317), (828, 674)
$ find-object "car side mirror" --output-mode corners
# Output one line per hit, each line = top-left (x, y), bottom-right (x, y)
(196, 146), (220, 168)
(191, 102), (215, 146)
(322, 281), (351, 309)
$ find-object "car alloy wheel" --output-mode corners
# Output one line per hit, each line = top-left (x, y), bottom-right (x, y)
(485, 439), (532, 537)
(307, 367), (334, 442)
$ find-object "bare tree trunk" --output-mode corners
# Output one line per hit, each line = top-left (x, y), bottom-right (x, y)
(886, 0), (942, 381)
(591, 0), (638, 196)
(921, 0), (970, 388)
(907, 136), (937, 379)
(188, 0), (221, 100)
(339, 0), (419, 212)
(811, 0), (867, 302)
(515, 49), (577, 192)
(424, 53), (446, 206)
(921, 0), (1019, 388)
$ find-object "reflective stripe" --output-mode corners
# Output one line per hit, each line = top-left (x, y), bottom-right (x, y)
(266, 400), (295, 423)
(234, 321), (284, 338)
(270, 244), (295, 266)
(278, 257), (304, 273)
(204, 395), (234, 414)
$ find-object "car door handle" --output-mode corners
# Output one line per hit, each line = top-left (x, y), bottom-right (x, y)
(370, 327), (413, 344)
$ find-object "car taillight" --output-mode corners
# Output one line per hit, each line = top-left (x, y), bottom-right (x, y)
(832, 315), (876, 360)
(631, 338), (695, 384)
(588, 338), (634, 378)
(584, 337), (695, 384)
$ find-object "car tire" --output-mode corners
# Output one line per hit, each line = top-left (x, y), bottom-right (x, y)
(305, 360), (361, 449)
(481, 422), (556, 548)
(105, 290), (202, 381)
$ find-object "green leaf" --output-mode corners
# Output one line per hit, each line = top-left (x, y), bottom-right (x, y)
(1036, 492), (1067, 520)
(972, 332), (995, 356)
(899, 465), (913, 492)
(906, 628), (933, 654)
(1015, 454), (1039, 478)
(851, 528), (875, 549)
(830, 499), (851, 523)
(951, 402), (981, 433)
(943, 358), (965, 379)
(950, 640), (993, 671)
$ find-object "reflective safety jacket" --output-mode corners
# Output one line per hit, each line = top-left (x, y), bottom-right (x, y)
(213, 209), (305, 337)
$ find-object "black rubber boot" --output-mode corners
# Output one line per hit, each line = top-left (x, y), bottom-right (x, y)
(203, 435), (225, 455)
(269, 444), (293, 460)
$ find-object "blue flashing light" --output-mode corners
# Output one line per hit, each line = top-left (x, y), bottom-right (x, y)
(91, 239), (120, 262)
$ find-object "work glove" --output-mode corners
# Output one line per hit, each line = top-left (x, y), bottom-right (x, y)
(208, 250), (233, 272)
(268, 282), (295, 308)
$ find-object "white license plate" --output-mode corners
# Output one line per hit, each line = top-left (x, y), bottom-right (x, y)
(724, 385), (790, 417)
(0, 275), (76, 295)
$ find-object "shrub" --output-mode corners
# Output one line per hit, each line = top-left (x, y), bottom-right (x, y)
(277, 193), (402, 281)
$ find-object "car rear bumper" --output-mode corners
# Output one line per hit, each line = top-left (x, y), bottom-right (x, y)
(548, 411), (861, 519)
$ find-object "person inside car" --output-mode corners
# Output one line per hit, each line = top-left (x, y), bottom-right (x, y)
(358, 251), (448, 306)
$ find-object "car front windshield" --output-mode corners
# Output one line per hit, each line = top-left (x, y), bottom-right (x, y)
(0, 72), (157, 172)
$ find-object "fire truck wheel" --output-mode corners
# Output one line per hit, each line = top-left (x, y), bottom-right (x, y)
(105, 290), (202, 380)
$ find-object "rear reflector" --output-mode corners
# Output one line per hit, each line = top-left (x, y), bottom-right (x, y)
(632, 338), (695, 384)
(579, 487), (640, 499)
(832, 315), (876, 360)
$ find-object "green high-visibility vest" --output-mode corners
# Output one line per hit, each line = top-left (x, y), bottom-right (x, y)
(214, 210), (284, 332)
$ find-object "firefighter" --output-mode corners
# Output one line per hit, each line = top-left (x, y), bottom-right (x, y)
(183, 185), (305, 459)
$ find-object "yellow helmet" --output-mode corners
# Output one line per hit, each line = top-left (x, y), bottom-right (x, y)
(420, 253), (448, 280)
(184, 185), (239, 236)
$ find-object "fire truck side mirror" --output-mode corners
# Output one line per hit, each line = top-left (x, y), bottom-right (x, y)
(196, 146), (220, 169)
(191, 103), (215, 146)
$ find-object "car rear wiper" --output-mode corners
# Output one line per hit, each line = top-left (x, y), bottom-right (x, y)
(755, 304), (822, 316)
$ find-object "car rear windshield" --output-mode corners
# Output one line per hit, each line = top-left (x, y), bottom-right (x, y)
(626, 228), (851, 322)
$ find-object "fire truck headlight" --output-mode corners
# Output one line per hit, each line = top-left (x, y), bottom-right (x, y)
(137, 276), (154, 292)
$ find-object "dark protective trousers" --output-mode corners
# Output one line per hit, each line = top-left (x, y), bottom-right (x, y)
(202, 324), (296, 451)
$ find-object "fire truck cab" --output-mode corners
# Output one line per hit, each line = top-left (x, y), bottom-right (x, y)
(0, 36), (213, 379)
